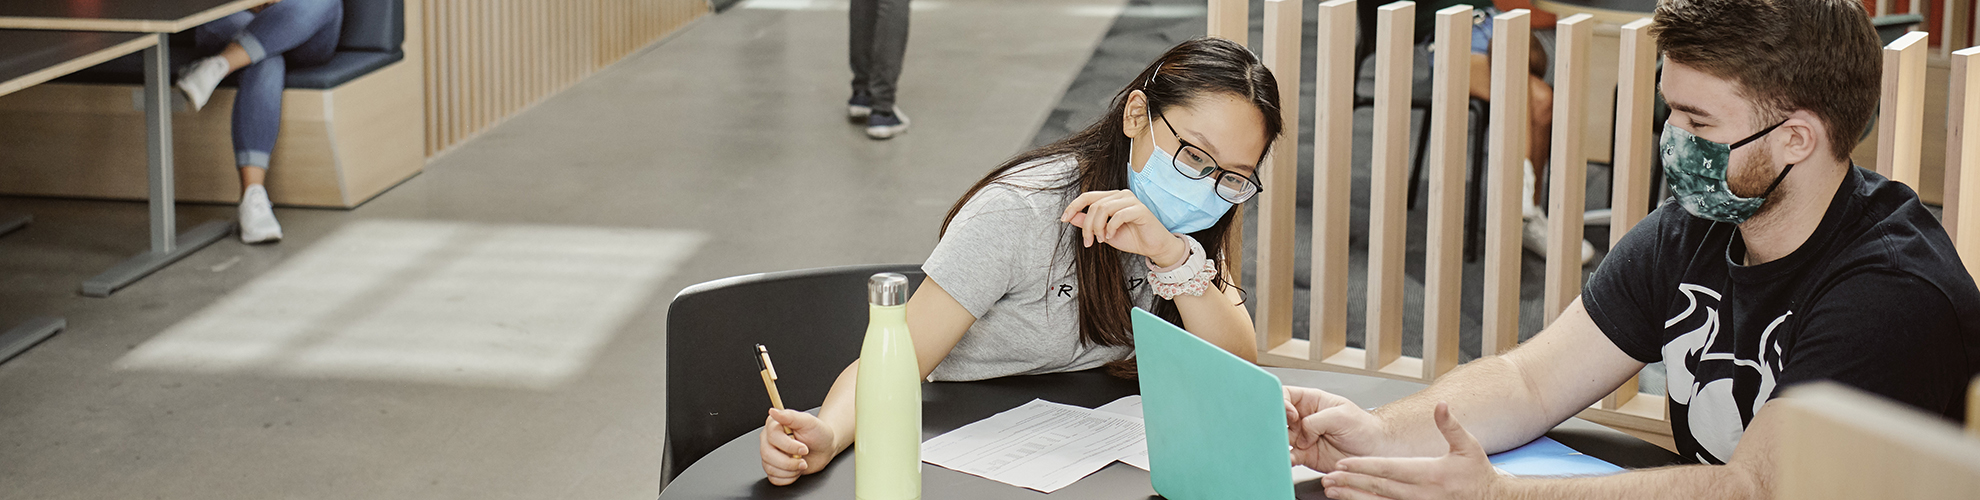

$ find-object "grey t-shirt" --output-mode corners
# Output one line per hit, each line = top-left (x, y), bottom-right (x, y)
(922, 156), (1154, 382)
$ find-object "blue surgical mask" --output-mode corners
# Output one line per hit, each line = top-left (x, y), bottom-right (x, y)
(1128, 128), (1233, 234)
(1659, 120), (1790, 224)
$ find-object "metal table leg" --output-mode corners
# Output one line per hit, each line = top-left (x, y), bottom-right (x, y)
(0, 214), (28, 237)
(80, 34), (233, 298)
(0, 317), (64, 365)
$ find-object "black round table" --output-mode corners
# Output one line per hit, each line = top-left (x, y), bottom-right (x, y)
(659, 367), (1681, 499)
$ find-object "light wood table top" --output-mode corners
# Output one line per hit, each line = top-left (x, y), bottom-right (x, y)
(0, 29), (155, 97)
(0, 0), (268, 33)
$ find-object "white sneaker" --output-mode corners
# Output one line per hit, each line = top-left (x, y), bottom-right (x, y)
(238, 185), (282, 244)
(175, 56), (230, 112)
(1521, 158), (1543, 220)
(1522, 213), (1594, 265)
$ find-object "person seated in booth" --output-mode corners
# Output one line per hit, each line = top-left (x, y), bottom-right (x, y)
(1284, 0), (1980, 498)
(756, 37), (1279, 485)
(1416, 0), (1597, 264)
(174, 0), (345, 244)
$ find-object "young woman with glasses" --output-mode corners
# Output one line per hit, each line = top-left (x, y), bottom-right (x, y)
(759, 37), (1282, 485)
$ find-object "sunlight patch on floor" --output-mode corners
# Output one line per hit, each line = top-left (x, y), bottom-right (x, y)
(117, 220), (706, 390)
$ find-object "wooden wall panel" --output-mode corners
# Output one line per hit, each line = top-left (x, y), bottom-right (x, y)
(1311, 0), (1357, 365)
(1256, 0), (1301, 354)
(1366, 1), (1415, 373)
(420, 0), (707, 157)
(1878, 31), (1928, 186)
(1953, 47), (1980, 277)
(1422, 4), (1472, 380)
(1542, 14), (1591, 323)
(1483, 9), (1530, 355)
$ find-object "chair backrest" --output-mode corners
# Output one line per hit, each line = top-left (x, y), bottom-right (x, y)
(1872, 13), (1925, 46)
(1776, 382), (1980, 499)
(661, 264), (925, 489)
(340, 0), (405, 54)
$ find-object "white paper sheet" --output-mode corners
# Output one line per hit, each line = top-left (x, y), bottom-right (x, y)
(1091, 395), (1152, 470)
(920, 399), (1146, 493)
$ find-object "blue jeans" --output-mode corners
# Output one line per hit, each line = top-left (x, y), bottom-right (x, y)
(194, 0), (342, 169)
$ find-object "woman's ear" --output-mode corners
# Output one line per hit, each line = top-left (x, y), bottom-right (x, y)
(1776, 111), (1823, 166)
(1123, 90), (1149, 139)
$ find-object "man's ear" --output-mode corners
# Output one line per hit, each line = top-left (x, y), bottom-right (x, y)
(1123, 90), (1149, 139)
(1775, 110), (1824, 166)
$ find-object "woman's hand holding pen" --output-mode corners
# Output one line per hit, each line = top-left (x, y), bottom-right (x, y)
(1060, 190), (1190, 268)
(760, 409), (838, 485)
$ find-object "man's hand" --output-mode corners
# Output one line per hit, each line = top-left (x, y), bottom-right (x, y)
(1285, 386), (1393, 472)
(1320, 402), (1502, 500)
(760, 409), (839, 485)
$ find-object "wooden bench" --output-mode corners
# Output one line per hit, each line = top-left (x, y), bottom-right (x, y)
(0, 0), (423, 208)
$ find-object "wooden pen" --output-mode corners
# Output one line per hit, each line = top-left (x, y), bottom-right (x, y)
(756, 344), (801, 460)
(755, 344), (787, 411)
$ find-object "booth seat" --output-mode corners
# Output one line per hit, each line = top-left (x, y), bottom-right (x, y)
(0, 0), (423, 208)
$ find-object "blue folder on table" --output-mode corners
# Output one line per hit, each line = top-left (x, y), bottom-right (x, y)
(1132, 307), (1294, 500)
(1489, 436), (1624, 476)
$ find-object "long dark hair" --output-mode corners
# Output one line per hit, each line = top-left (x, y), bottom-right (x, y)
(939, 37), (1283, 376)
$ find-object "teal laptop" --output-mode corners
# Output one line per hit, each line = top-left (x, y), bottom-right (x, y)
(1132, 307), (1293, 500)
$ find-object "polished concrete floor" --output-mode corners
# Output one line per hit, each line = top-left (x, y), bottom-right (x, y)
(0, 0), (1129, 497)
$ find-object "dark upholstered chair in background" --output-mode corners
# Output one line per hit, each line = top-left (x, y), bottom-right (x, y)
(661, 264), (925, 491)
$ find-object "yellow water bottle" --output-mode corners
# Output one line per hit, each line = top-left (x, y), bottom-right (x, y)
(855, 273), (920, 500)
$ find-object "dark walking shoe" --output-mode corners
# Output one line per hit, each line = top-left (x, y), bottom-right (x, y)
(865, 108), (909, 140)
(848, 91), (873, 121)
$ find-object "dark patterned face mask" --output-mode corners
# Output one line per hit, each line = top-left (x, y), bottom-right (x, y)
(1659, 120), (1791, 224)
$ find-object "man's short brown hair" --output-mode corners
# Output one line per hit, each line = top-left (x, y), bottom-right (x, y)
(1652, 0), (1881, 161)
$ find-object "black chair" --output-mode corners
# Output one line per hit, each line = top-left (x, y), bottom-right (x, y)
(661, 264), (926, 492)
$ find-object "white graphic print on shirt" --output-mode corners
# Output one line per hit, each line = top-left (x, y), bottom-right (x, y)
(1661, 283), (1791, 464)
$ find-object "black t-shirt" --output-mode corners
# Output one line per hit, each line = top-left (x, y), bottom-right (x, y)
(1584, 166), (1980, 465)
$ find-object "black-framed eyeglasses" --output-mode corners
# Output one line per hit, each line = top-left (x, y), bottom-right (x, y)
(1152, 108), (1263, 204)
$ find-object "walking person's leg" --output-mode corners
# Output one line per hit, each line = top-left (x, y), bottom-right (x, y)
(863, 0), (910, 139)
(848, 0), (877, 120)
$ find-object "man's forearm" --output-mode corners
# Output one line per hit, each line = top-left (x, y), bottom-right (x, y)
(1372, 356), (1561, 456)
(1496, 463), (1764, 500)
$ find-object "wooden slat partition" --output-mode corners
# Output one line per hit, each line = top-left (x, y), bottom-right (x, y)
(1483, 9), (1531, 355)
(1542, 14), (1592, 323)
(1877, 31), (1929, 186)
(1207, 0), (1249, 43)
(1421, 4), (1474, 380)
(1236, 3), (1675, 447)
(1255, 0), (1302, 355)
(1296, 0), (1358, 365)
(1608, 19), (1657, 251)
(1776, 382), (1980, 500)
(1602, 17), (1656, 412)
(420, 0), (706, 157)
(1366, 1), (1416, 374)
(1955, 47), (1980, 265)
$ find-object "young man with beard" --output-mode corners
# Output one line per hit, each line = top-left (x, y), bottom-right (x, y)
(1283, 0), (1980, 498)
